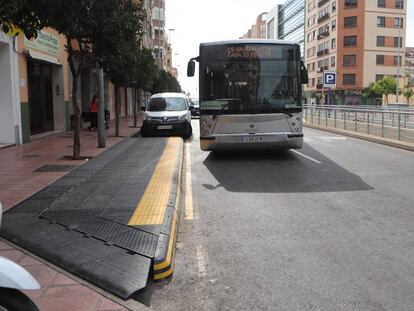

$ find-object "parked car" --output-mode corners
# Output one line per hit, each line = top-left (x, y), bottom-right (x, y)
(189, 98), (200, 117)
(141, 93), (193, 139)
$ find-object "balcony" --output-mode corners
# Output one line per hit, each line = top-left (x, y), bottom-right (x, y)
(318, 66), (329, 73)
(318, 14), (330, 23)
(317, 49), (329, 57)
(317, 31), (330, 40)
(318, 0), (329, 7)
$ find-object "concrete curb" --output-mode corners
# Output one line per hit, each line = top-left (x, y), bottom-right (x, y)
(152, 138), (184, 280)
(304, 122), (414, 152)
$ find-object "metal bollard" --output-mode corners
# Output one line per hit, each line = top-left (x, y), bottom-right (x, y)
(381, 112), (385, 137)
(344, 110), (347, 130)
(325, 108), (328, 127)
(354, 111), (357, 132)
(334, 109), (337, 128)
(398, 113), (401, 140)
(318, 108), (321, 125)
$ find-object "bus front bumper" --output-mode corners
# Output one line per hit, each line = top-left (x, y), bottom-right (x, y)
(200, 133), (303, 151)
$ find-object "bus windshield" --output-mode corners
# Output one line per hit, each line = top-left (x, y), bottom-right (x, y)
(200, 44), (301, 114)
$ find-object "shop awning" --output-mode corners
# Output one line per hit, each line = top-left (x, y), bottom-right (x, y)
(26, 49), (61, 65)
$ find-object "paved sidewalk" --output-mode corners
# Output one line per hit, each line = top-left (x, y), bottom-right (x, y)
(0, 117), (148, 311)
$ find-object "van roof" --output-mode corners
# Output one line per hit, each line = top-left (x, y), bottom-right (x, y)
(151, 92), (187, 99)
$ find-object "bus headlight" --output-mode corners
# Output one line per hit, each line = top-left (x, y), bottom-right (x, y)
(200, 116), (215, 136)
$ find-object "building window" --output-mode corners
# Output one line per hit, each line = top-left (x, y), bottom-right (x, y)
(377, 16), (385, 27)
(394, 37), (402, 47)
(344, 55), (356, 66)
(343, 74), (356, 85)
(377, 0), (385, 7)
(331, 56), (336, 67)
(376, 74), (384, 81)
(308, 1), (315, 12)
(332, 2), (336, 12)
(344, 0), (357, 8)
(376, 55), (385, 65)
(344, 16), (357, 27)
(331, 38), (336, 49)
(395, 0), (403, 9)
(394, 56), (402, 66)
(344, 35), (357, 47)
(376, 36), (385, 47)
(312, 78), (315, 86)
(332, 19), (336, 31)
(395, 18), (403, 28)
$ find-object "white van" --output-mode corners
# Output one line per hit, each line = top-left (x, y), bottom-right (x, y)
(141, 93), (193, 139)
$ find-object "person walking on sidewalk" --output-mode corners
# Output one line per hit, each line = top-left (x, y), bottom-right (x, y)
(89, 95), (98, 130)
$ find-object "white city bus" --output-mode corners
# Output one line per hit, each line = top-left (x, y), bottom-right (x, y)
(187, 39), (308, 151)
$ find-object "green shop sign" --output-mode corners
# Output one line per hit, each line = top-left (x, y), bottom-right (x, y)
(24, 31), (59, 57)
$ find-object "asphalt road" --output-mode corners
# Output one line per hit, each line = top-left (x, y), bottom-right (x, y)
(142, 121), (414, 311)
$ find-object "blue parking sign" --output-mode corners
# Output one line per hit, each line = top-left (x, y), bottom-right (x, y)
(323, 71), (336, 88)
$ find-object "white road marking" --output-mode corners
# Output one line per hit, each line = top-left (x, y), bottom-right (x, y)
(291, 149), (322, 164)
(196, 245), (207, 277)
(184, 144), (194, 220)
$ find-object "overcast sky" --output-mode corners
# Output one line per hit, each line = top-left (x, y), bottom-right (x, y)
(165, 0), (414, 96)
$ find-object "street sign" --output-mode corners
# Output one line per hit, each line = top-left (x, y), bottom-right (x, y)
(323, 71), (336, 88)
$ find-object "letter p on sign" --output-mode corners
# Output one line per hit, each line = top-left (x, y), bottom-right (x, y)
(323, 71), (336, 88)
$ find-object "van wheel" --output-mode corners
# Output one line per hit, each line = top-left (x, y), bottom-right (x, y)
(0, 288), (39, 311)
(183, 124), (192, 139)
(140, 127), (149, 137)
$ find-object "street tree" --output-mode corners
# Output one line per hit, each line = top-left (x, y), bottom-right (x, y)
(36, 0), (144, 157)
(0, 0), (45, 38)
(151, 69), (182, 94)
(373, 77), (396, 105)
(128, 48), (158, 127)
(98, 0), (145, 137)
(403, 88), (413, 104)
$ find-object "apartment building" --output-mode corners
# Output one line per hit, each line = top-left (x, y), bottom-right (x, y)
(242, 12), (268, 39)
(406, 47), (414, 77)
(152, 0), (167, 70)
(304, 0), (407, 105)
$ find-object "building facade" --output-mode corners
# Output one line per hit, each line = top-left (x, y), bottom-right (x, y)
(152, 0), (167, 70)
(278, 0), (305, 56)
(405, 46), (414, 77)
(304, 0), (407, 105)
(0, 32), (21, 145)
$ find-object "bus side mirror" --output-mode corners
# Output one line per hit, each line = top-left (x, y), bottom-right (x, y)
(300, 61), (309, 84)
(187, 60), (195, 77)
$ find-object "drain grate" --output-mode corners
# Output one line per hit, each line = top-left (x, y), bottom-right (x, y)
(34, 164), (77, 172)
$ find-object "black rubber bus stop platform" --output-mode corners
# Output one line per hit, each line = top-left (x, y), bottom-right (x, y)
(0, 136), (183, 299)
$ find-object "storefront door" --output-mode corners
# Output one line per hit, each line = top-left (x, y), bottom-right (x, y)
(28, 60), (54, 135)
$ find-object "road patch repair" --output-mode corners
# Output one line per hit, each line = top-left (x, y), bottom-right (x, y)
(0, 136), (183, 299)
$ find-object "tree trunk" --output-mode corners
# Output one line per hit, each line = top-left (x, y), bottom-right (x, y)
(133, 88), (137, 128)
(115, 85), (120, 137)
(66, 38), (81, 160)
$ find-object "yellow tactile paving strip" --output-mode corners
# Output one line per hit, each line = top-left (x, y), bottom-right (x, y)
(128, 137), (182, 225)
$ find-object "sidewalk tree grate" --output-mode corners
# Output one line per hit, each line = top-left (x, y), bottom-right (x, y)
(34, 164), (77, 172)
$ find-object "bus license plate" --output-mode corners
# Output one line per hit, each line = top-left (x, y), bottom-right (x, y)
(241, 136), (263, 143)
(158, 125), (173, 130)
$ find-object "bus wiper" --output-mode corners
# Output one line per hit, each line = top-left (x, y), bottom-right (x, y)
(272, 109), (293, 117)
